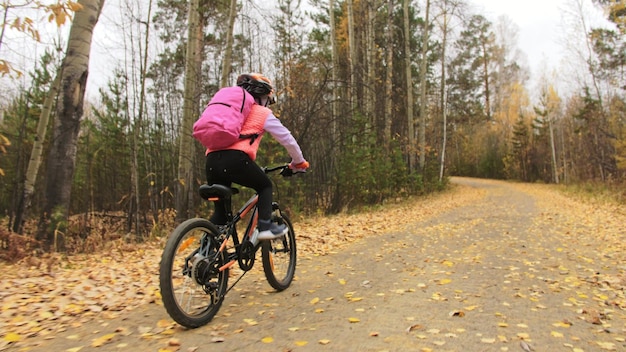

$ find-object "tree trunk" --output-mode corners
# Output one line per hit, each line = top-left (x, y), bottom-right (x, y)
(418, 0), (430, 171)
(129, 0), (153, 236)
(221, 0), (238, 86)
(329, 0), (339, 148)
(14, 74), (61, 234)
(176, 0), (202, 223)
(38, 0), (105, 250)
(384, 0), (394, 147)
(548, 118), (559, 184)
(403, 0), (415, 172)
(438, 4), (449, 182)
(347, 0), (357, 112)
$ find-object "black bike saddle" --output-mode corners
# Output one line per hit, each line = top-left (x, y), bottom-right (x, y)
(199, 184), (239, 201)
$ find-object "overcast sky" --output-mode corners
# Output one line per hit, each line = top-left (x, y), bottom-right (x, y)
(0, 0), (612, 101)
(471, 0), (565, 70)
(468, 0), (611, 89)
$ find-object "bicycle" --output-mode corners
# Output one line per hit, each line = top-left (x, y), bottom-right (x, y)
(159, 164), (302, 328)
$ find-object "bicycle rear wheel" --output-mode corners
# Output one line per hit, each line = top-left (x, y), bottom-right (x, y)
(159, 218), (228, 328)
(262, 212), (296, 291)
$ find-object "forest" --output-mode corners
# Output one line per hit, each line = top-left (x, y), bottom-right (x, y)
(0, 0), (624, 255)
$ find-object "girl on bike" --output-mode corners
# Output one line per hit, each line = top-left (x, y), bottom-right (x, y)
(205, 73), (309, 240)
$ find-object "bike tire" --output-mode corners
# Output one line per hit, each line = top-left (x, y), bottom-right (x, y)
(159, 218), (228, 328)
(262, 212), (297, 291)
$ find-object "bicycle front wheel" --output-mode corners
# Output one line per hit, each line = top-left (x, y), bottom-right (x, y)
(262, 212), (297, 291)
(159, 218), (228, 328)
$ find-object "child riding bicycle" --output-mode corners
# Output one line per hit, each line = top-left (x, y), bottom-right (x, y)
(204, 73), (309, 240)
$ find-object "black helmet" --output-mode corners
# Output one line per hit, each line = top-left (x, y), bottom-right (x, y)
(236, 73), (275, 104)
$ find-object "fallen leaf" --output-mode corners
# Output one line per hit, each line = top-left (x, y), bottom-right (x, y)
(4, 333), (21, 343)
(550, 331), (563, 338)
(406, 324), (423, 332)
(91, 333), (116, 347)
(520, 340), (534, 352)
(449, 310), (465, 317)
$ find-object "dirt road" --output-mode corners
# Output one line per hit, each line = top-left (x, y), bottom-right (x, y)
(7, 178), (626, 351)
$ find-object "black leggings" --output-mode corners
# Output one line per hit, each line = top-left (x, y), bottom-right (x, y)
(205, 150), (273, 227)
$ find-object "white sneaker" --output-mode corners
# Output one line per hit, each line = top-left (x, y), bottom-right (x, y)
(257, 223), (288, 240)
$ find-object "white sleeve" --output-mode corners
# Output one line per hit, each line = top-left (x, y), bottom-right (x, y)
(264, 113), (305, 164)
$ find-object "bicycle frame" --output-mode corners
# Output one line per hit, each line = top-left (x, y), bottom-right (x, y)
(215, 193), (260, 272)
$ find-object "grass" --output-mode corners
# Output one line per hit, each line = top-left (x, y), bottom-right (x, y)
(560, 180), (626, 206)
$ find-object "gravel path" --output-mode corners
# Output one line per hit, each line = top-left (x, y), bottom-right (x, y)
(6, 178), (626, 352)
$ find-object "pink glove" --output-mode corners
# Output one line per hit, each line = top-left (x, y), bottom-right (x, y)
(289, 160), (310, 171)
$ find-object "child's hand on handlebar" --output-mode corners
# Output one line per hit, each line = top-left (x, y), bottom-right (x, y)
(289, 160), (310, 172)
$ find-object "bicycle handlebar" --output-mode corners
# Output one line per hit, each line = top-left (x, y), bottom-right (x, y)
(263, 164), (307, 177)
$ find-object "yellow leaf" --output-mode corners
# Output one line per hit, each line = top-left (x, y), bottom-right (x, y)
(338, 279), (346, 285)
(550, 331), (563, 338)
(318, 339), (331, 345)
(157, 319), (172, 328)
(66, 348), (83, 352)
(310, 297), (320, 304)
(91, 333), (116, 347)
(348, 317), (360, 323)
(40, 311), (54, 319)
(55, 12), (67, 26)
(295, 341), (308, 346)
(261, 336), (273, 343)
(4, 332), (21, 342)
(597, 342), (616, 349)
(438, 278), (452, 285)
(178, 238), (195, 252)
(552, 321), (571, 328)
(243, 319), (258, 326)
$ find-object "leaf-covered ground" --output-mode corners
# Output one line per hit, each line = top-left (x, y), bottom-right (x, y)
(1, 178), (625, 351)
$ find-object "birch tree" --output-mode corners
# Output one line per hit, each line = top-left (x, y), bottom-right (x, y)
(433, 0), (464, 181)
(220, 0), (238, 86)
(418, 0), (430, 171)
(176, 0), (202, 222)
(383, 0), (394, 146)
(329, 0), (339, 146)
(403, 0), (416, 172)
(38, 0), (106, 250)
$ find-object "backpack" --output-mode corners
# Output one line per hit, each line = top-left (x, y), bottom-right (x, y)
(192, 86), (256, 150)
